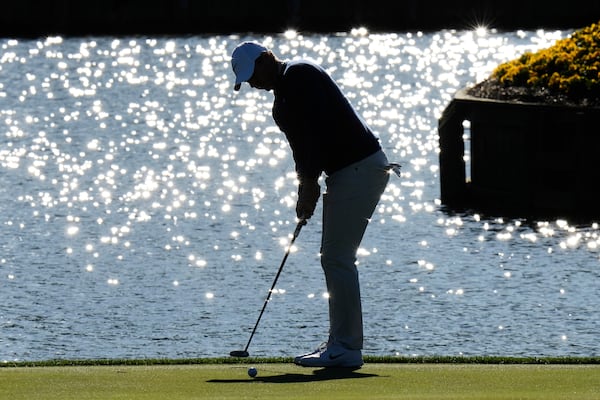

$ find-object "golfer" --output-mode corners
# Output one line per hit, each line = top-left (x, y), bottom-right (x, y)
(231, 41), (392, 368)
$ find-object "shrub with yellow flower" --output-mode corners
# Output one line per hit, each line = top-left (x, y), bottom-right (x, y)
(469, 20), (600, 107)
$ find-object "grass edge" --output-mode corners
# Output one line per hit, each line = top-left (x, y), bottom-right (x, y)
(2, 355), (599, 368)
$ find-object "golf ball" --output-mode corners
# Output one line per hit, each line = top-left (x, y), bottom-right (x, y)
(247, 367), (258, 378)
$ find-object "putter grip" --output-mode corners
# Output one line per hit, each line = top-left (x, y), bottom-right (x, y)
(294, 219), (307, 237)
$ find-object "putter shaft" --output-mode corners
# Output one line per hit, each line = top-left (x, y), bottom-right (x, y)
(236, 219), (306, 356)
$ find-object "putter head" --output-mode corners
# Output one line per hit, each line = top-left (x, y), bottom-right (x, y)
(230, 350), (250, 358)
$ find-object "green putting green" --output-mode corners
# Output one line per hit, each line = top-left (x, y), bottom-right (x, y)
(1, 361), (599, 399)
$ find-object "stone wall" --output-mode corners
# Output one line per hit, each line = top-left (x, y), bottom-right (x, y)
(439, 89), (600, 220)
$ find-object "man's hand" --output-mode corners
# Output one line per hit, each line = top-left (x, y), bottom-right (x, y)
(296, 179), (320, 220)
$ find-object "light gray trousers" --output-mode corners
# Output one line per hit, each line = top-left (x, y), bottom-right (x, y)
(321, 149), (390, 350)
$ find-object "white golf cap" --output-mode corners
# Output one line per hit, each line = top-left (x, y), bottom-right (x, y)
(231, 41), (268, 91)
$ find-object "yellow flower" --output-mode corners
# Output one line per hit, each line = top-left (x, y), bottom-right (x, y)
(492, 20), (600, 99)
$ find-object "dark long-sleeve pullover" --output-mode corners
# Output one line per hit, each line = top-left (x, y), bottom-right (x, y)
(272, 60), (381, 181)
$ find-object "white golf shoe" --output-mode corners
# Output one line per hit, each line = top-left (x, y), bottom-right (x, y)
(294, 342), (363, 368)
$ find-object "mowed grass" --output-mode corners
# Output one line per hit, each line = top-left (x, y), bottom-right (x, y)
(1, 359), (599, 400)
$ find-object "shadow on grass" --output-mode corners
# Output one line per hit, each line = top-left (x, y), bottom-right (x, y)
(208, 367), (380, 383)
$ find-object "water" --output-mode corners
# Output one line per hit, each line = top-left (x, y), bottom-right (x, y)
(1, 28), (598, 362)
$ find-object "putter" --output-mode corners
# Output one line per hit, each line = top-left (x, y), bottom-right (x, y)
(230, 219), (307, 358)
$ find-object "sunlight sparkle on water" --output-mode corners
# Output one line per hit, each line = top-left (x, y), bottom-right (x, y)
(3, 30), (598, 360)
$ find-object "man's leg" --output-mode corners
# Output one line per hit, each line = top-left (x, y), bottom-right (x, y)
(321, 151), (390, 350)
